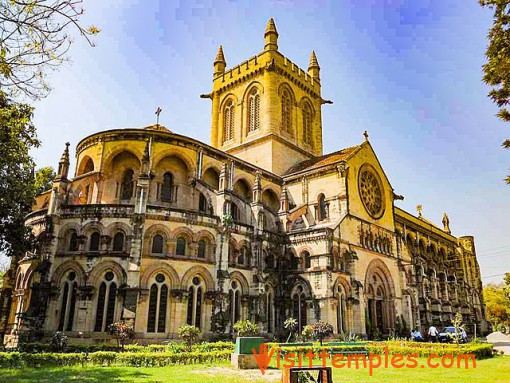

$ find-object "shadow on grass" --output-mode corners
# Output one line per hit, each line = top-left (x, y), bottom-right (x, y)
(0, 366), (152, 383)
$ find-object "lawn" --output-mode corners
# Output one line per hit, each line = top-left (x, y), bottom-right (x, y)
(0, 356), (508, 383)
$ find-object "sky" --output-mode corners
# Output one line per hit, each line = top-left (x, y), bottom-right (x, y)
(22, 0), (510, 284)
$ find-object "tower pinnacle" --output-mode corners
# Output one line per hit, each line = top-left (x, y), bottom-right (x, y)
(56, 142), (70, 180)
(213, 45), (226, 77)
(308, 50), (320, 79)
(264, 18), (278, 51)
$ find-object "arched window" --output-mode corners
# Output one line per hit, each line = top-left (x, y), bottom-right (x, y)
(336, 285), (347, 334)
(237, 247), (248, 266)
(229, 280), (241, 328)
(290, 254), (299, 270)
(186, 276), (203, 330)
(94, 271), (117, 332)
(302, 102), (312, 145)
(120, 169), (134, 200)
(223, 99), (235, 142)
(231, 203), (239, 222)
(176, 237), (186, 256)
(302, 251), (311, 269)
(317, 194), (328, 221)
(112, 232), (125, 252)
(161, 172), (174, 202)
(198, 193), (208, 213)
(68, 231), (79, 252)
(89, 232), (100, 252)
(197, 239), (206, 258)
(292, 286), (307, 332)
(248, 88), (260, 132)
(58, 271), (77, 332)
(152, 234), (164, 254)
(147, 273), (168, 333)
(282, 89), (292, 134)
(83, 158), (94, 173)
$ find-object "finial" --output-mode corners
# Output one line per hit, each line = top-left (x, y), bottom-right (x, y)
(308, 50), (320, 79)
(214, 45), (226, 65)
(363, 131), (369, 141)
(213, 45), (226, 76)
(264, 18), (278, 51)
(265, 18), (278, 37)
(442, 213), (451, 234)
(308, 51), (320, 69)
(417, 204), (423, 218)
(155, 106), (162, 126)
(57, 142), (70, 180)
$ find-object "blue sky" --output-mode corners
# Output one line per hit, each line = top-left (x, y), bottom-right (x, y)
(28, 0), (509, 283)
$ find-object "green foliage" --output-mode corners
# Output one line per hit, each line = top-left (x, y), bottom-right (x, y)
(483, 283), (510, 328)
(284, 317), (298, 343)
(178, 324), (200, 351)
(16, 341), (234, 354)
(0, 350), (232, 368)
(310, 321), (334, 346)
(0, 95), (39, 257)
(34, 167), (55, 195)
(0, 1), (99, 100)
(479, 0), (510, 184)
(496, 323), (508, 333)
(50, 332), (68, 352)
(107, 321), (134, 351)
(268, 341), (494, 360)
(338, 332), (360, 342)
(301, 324), (314, 341)
(450, 313), (466, 346)
(232, 320), (259, 337)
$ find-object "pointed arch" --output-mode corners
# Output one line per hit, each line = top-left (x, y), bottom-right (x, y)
(180, 265), (214, 291)
(88, 261), (126, 287)
(52, 261), (86, 287)
(140, 263), (180, 289)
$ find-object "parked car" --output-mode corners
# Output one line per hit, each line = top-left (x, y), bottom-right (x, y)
(438, 327), (468, 343)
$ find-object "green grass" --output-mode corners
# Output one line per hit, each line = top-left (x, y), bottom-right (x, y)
(0, 356), (508, 383)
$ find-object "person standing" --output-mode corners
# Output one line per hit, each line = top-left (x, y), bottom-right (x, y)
(428, 325), (438, 342)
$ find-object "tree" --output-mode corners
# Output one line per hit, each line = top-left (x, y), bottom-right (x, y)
(0, 94), (39, 257)
(178, 324), (200, 352)
(107, 321), (134, 352)
(35, 166), (56, 194)
(483, 282), (510, 328)
(0, 0), (99, 100)
(284, 317), (297, 343)
(310, 321), (334, 346)
(479, 0), (510, 184)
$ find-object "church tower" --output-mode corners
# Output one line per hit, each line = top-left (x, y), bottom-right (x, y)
(209, 19), (325, 175)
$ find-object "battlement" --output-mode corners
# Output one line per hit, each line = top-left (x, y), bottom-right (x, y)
(213, 50), (321, 96)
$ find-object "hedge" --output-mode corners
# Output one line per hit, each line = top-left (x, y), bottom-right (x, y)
(0, 350), (232, 369)
(267, 341), (494, 360)
(14, 341), (234, 354)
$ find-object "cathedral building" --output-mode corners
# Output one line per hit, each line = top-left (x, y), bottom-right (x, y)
(0, 19), (487, 345)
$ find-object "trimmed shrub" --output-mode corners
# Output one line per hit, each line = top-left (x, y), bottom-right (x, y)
(0, 349), (232, 368)
(233, 320), (260, 337)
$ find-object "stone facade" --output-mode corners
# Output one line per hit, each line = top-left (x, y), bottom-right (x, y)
(0, 19), (488, 346)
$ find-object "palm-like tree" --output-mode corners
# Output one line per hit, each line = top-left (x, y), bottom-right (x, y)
(284, 317), (298, 343)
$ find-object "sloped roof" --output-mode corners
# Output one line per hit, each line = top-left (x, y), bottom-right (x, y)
(285, 145), (361, 175)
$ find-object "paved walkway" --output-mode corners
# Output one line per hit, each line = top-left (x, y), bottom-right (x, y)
(486, 332), (510, 355)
